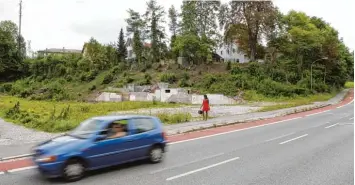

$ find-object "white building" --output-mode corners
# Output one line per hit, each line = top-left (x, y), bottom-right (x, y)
(126, 38), (151, 60)
(216, 41), (250, 63)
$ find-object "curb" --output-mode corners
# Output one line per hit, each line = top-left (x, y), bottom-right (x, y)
(0, 153), (34, 162)
(167, 89), (353, 135)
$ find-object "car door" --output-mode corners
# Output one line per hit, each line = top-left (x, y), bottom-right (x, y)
(128, 118), (157, 159)
(86, 120), (133, 169)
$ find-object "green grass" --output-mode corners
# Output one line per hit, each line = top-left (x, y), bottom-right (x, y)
(156, 112), (192, 124)
(345, 81), (354, 88)
(258, 92), (336, 112)
(0, 96), (181, 133)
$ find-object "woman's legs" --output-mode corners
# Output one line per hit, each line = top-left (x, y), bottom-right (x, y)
(203, 111), (208, 121)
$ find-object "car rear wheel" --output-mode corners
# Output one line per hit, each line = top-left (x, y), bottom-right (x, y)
(149, 146), (164, 163)
(62, 159), (85, 182)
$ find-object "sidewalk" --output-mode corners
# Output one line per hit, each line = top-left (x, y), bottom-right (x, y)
(164, 89), (350, 135)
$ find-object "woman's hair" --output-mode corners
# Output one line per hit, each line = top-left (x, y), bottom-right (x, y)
(204, 94), (208, 99)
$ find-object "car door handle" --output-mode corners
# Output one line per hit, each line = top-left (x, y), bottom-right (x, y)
(127, 139), (135, 142)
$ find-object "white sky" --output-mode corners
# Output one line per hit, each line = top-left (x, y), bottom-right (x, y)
(0, 0), (354, 52)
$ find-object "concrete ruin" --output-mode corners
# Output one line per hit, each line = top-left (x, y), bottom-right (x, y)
(96, 83), (237, 105)
(95, 92), (122, 102)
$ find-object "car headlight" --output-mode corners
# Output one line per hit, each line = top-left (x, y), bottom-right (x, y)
(35, 156), (57, 163)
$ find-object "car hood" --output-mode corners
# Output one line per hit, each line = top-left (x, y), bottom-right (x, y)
(34, 135), (86, 156)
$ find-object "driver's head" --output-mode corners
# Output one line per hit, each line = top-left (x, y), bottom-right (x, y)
(113, 123), (124, 132)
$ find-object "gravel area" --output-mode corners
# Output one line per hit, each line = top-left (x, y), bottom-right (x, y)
(0, 118), (61, 146)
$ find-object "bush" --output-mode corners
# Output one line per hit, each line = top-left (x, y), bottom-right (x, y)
(156, 112), (192, 124)
(89, 85), (96, 91)
(345, 81), (354, 88)
(102, 73), (114, 84)
(0, 83), (13, 93)
(160, 73), (177, 83)
(226, 61), (232, 70)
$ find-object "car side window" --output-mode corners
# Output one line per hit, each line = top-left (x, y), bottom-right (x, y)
(105, 119), (129, 139)
(131, 118), (156, 134)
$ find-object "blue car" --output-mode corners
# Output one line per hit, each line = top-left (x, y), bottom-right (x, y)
(32, 115), (167, 182)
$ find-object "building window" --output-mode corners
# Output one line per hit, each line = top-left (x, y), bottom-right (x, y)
(220, 51), (223, 55)
(237, 59), (240, 63)
(233, 48), (236, 53)
(165, 89), (171, 93)
(227, 49), (229, 54)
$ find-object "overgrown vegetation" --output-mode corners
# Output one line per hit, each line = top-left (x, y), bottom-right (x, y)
(345, 81), (354, 88)
(257, 92), (336, 112)
(0, 96), (181, 132)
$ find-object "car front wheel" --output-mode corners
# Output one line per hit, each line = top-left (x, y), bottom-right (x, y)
(149, 146), (164, 163)
(62, 159), (85, 182)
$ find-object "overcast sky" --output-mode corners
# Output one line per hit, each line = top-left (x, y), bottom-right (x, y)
(0, 0), (354, 52)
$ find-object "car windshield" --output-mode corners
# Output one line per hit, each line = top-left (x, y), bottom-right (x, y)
(68, 119), (103, 139)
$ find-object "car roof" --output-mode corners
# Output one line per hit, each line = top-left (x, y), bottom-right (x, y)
(91, 115), (157, 122)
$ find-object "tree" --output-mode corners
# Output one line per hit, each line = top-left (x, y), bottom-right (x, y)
(266, 10), (353, 89)
(117, 28), (127, 62)
(168, 5), (179, 37)
(144, 0), (166, 63)
(83, 37), (108, 70)
(126, 9), (145, 63)
(168, 5), (179, 59)
(219, 1), (277, 61)
(0, 20), (25, 80)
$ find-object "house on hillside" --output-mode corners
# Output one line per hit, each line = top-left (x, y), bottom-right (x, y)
(126, 38), (152, 61)
(37, 48), (82, 57)
(215, 40), (250, 63)
(215, 40), (264, 63)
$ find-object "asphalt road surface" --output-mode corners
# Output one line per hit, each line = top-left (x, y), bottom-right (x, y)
(0, 102), (353, 185)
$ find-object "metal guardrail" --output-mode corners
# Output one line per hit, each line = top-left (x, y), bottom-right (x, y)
(0, 153), (34, 162)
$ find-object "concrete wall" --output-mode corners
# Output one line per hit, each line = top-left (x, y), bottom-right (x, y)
(191, 94), (236, 105)
(129, 92), (154, 101)
(96, 92), (122, 102)
(157, 88), (189, 102)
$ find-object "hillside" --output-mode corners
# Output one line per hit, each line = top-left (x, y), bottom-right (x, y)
(0, 59), (346, 103)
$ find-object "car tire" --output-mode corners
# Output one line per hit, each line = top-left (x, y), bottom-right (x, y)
(62, 158), (86, 182)
(148, 146), (164, 163)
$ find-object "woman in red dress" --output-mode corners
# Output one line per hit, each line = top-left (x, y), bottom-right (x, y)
(200, 95), (210, 121)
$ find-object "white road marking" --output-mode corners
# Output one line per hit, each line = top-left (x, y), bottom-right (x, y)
(306, 110), (329, 117)
(349, 117), (354, 120)
(166, 157), (240, 181)
(264, 133), (295, 142)
(279, 134), (308, 145)
(1, 154), (34, 161)
(0, 171), (4, 175)
(337, 99), (354, 108)
(325, 123), (339, 129)
(150, 152), (225, 174)
(170, 117), (302, 145)
(7, 166), (37, 173)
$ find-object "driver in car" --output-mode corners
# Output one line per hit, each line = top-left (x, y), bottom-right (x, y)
(107, 122), (126, 139)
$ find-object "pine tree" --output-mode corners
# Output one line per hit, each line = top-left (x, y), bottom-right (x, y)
(117, 28), (127, 61)
(144, 0), (166, 63)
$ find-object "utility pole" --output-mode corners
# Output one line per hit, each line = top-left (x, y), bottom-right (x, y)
(18, 0), (23, 56)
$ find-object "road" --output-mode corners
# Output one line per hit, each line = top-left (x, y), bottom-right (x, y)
(0, 102), (353, 185)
